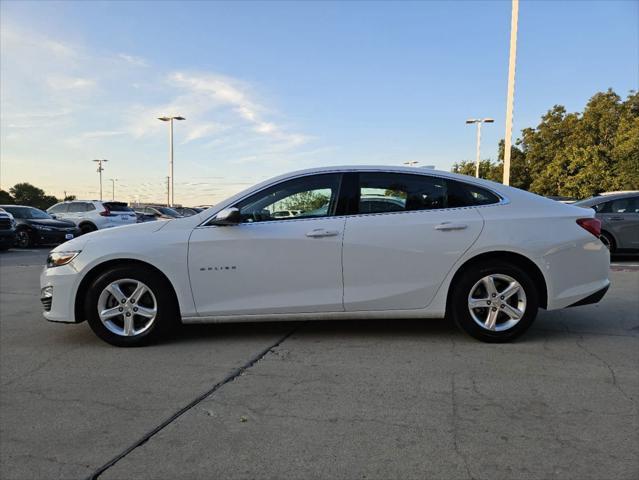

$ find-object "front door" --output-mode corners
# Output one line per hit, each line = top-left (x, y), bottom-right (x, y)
(188, 173), (346, 316)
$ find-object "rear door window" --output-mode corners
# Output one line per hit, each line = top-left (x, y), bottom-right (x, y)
(67, 203), (88, 213)
(353, 173), (499, 214)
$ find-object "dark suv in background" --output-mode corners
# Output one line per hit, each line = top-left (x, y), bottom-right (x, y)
(0, 208), (17, 250)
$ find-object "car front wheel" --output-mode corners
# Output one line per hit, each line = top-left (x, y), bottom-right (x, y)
(449, 261), (539, 342)
(15, 229), (33, 248)
(85, 266), (179, 347)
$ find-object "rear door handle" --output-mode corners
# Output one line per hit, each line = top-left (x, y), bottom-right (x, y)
(434, 222), (468, 231)
(306, 229), (340, 238)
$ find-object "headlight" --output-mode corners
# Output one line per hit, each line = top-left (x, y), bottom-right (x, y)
(33, 224), (53, 231)
(47, 251), (81, 268)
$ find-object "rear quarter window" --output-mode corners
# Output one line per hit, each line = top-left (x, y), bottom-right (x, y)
(447, 180), (500, 207)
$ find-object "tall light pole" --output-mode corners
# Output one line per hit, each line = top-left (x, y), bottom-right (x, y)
(92, 159), (108, 201)
(158, 116), (185, 207)
(465, 118), (494, 178)
(109, 178), (118, 201)
(503, 0), (519, 186)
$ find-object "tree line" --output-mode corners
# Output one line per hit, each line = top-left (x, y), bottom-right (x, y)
(0, 184), (75, 211)
(452, 89), (638, 199)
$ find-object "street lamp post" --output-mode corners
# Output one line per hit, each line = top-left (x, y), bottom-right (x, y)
(158, 116), (185, 207)
(503, 0), (520, 186)
(109, 178), (117, 201)
(465, 118), (494, 178)
(92, 159), (108, 201)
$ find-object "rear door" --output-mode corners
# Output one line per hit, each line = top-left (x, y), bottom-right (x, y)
(65, 202), (89, 225)
(600, 196), (639, 249)
(342, 172), (487, 312)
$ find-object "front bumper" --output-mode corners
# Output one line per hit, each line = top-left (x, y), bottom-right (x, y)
(34, 229), (80, 245)
(40, 264), (81, 323)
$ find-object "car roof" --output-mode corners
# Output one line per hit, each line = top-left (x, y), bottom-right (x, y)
(575, 192), (639, 205)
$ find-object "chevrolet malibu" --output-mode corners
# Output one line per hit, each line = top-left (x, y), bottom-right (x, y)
(40, 166), (610, 346)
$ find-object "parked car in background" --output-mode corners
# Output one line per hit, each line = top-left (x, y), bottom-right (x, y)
(272, 209), (302, 218)
(0, 208), (17, 250)
(135, 205), (183, 220)
(173, 207), (200, 217)
(0, 205), (79, 248)
(47, 201), (137, 234)
(41, 166), (609, 347)
(547, 195), (576, 204)
(135, 211), (157, 223)
(574, 192), (639, 252)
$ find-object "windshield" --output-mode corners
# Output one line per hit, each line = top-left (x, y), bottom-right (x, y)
(3, 206), (52, 219)
(157, 207), (181, 217)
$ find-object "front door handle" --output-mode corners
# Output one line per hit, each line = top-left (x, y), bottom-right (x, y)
(306, 229), (340, 238)
(434, 222), (468, 231)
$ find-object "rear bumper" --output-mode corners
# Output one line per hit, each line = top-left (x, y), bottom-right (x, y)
(567, 284), (609, 308)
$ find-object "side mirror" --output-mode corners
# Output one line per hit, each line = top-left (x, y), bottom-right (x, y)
(210, 207), (241, 226)
(50, 214), (57, 219)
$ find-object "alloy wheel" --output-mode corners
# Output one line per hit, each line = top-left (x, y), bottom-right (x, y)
(467, 274), (527, 332)
(16, 231), (30, 248)
(97, 279), (157, 337)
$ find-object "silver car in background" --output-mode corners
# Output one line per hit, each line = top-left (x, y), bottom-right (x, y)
(574, 191), (639, 252)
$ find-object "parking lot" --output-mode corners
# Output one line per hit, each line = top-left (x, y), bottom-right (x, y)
(1, 247), (637, 480)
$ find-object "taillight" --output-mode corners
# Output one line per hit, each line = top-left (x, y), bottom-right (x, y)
(577, 218), (601, 238)
(99, 207), (111, 217)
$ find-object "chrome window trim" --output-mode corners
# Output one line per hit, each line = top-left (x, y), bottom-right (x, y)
(196, 168), (509, 228)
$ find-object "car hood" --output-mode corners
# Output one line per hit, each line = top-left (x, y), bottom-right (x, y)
(29, 219), (76, 228)
(51, 220), (169, 253)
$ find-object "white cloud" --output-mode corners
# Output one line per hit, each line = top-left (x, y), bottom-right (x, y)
(118, 53), (148, 67)
(47, 75), (96, 90)
(183, 123), (225, 143)
(81, 130), (126, 139)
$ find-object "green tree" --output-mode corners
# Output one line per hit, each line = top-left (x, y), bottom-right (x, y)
(282, 191), (329, 212)
(451, 159), (498, 180)
(484, 89), (639, 198)
(0, 189), (14, 205)
(9, 183), (59, 210)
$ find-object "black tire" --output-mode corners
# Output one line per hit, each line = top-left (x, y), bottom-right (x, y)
(79, 223), (97, 235)
(449, 261), (539, 343)
(85, 265), (179, 347)
(599, 231), (616, 253)
(15, 229), (33, 248)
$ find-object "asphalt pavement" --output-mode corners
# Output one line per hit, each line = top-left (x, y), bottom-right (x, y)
(1, 247), (638, 480)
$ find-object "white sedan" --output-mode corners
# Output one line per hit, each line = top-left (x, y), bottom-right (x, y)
(41, 166), (610, 346)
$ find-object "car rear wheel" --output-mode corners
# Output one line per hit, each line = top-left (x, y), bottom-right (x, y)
(599, 231), (616, 253)
(85, 266), (179, 347)
(79, 223), (97, 235)
(15, 229), (33, 248)
(449, 261), (539, 342)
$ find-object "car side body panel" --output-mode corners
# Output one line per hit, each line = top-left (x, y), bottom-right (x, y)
(41, 166), (610, 326)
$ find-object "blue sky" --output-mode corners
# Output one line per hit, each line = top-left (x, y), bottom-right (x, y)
(1, 0), (637, 205)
